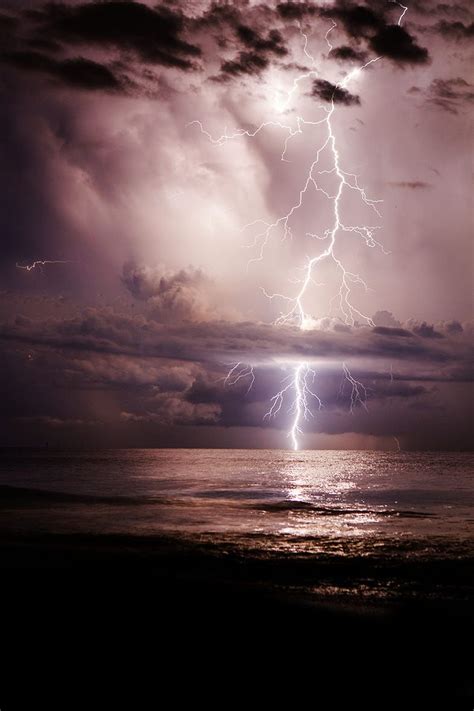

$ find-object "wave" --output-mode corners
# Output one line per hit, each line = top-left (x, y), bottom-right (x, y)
(253, 499), (435, 518)
(0, 486), (437, 520)
(0, 484), (167, 507)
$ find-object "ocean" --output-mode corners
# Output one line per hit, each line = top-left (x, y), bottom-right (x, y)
(1, 449), (472, 577)
(1, 449), (473, 704)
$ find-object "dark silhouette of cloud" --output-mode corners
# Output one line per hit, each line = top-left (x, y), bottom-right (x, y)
(2, 50), (123, 91)
(27, 1), (202, 70)
(435, 3), (472, 20)
(0, 308), (471, 370)
(219, 51), (270, 79)
(369, 25), (429, 64)
(0, 308), (471, 445)
(276, 2), (318, 20)
(412, 322), (444, 339)
(331, 45), (368, 62)
(424, 77), (474, 114)
(323, 4), (383, 38)
(434, 19), (474, 39)
(372, 326), (413, 337)
(0, 12), (17, 36)
(236, 25), (287, 57)
(318, 3), (429, 66)
(445, 320), (464, 335)
(312, 79), (360, 106)
(213, 20), (288, 81)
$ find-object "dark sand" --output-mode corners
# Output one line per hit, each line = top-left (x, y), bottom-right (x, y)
(0, 484), (473, 708)
(0, 532), (473, 709)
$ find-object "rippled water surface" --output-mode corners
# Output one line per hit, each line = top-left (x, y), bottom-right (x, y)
(0, 450), (472, 559)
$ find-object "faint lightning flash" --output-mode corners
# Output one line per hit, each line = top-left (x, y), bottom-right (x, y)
(341, 362), (369, 413)
(191, 3), (408, 449)
(16, 260), (72, 272)
(223, 362), (255, 395)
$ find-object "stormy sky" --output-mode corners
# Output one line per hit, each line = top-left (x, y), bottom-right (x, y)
(0, 0), (472, 449)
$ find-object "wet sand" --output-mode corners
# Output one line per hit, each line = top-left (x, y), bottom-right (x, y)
(0, 528), (473, 708)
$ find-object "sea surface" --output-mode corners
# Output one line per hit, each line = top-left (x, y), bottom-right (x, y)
(0, 449), (472, 557)
(2, 450), (473, 703)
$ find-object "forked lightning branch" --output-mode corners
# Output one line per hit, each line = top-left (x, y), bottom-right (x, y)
(191, 2), (408, 450)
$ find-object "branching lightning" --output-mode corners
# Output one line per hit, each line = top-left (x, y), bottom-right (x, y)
(264, 362), (322, 450)
(341, 362), (369, 413)
(191, 2), (408, 450)
(223, 362), (255, 395)
(16, 260), (72, 272)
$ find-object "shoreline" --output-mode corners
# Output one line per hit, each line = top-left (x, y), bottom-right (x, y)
(1, 529), (473, 705)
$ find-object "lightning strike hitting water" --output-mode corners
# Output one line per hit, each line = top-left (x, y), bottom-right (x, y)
(191, 3), (408, 449)
(264, 362), (322, 450)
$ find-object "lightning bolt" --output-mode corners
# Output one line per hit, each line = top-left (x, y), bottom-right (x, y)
(193, 2), (409, 450)
(223, 362), (255, 395)
(264, 362), (323, 450)
(390, 1), (408, 25)
(341, 362), (369, 413)
(16, 260), (72, 272)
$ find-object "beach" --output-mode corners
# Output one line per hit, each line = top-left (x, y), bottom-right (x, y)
(0, 449), (473, 707)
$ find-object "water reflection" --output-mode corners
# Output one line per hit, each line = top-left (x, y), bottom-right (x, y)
(272, 450), (384, 537)
(0, 449), (472, 549)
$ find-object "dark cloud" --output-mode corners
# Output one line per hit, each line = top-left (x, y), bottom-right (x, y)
(359, 380), (430, 401)
(219, 51), (270, 80)
(27, 1), (201, 70)
(372, 326), (413, 338)
(312, 79), (360, 106)
(0, 308), (471, 446)
(319, 2), (429, 66)
(26, 38), (63, 53)
(276, 3), (318, 20)
(236, 25), (287, 57)
(388, 181), (433, 189)
(0, 0), (471, 450)
(322, 4), (383, 39)
(0, 11), (17, 36)
(331, 45), (368, 62)
(1, 50), (123, 91)
(411, 321), (444, 339)
(65, 353), (200, 391)
(215, 19), (288, 81)
(0, 307), (471, 373)
(192, 3), (240, 29)
(121, 398), (221, 426)
(18, 415), (102, 428)
(425, 77), (474, 114)
(434, 19), (474, 39)
(445, 320), (464, 335)
(369, 25), (429, 64)
(435, 3), (472, 20)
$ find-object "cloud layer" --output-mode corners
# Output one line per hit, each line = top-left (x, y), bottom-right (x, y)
(0, 0), (472, 448)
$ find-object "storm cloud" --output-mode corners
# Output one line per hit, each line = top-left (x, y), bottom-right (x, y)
(0, 0), (471, 449)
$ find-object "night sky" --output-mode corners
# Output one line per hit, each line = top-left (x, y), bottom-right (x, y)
(0, 0), (472, 449)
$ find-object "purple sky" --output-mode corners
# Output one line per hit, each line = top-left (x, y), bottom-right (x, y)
(0, 0), (472, 449)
